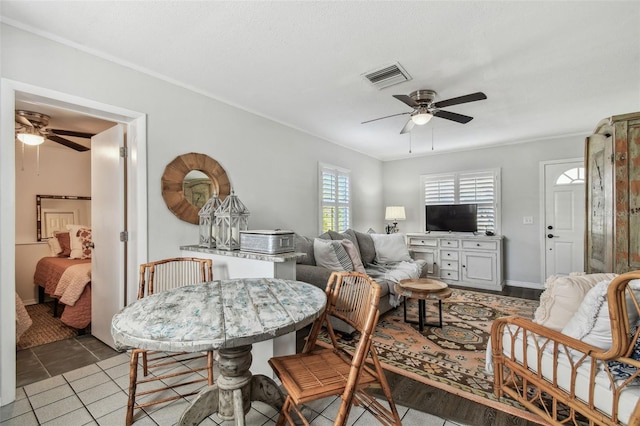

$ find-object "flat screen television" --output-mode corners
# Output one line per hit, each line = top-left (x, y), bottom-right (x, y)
(425, 204), (478, 232)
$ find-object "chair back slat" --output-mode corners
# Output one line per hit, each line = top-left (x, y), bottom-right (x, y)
(138, 257), (212, 299)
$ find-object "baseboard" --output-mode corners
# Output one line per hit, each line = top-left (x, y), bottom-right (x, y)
(505, 280), (544, 290)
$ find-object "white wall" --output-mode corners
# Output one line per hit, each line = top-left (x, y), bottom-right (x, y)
(1, 24), (384, 264)
(382, 136), (585, 286)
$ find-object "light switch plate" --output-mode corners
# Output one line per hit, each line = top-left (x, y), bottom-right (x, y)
(523, 216), (534, 225)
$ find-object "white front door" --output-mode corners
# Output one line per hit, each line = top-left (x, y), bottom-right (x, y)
(543, 160), (585, 278)
(91, 124), (126, 348)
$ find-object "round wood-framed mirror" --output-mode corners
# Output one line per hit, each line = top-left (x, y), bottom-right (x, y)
(161, 153), (231, 224)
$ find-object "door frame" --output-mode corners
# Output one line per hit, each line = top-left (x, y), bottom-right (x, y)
(538, 157), (584, 283)
(0, 78), (148, 406)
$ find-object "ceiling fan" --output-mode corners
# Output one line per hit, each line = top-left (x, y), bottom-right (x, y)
(15, 110), (94, 152)
(362, 90), (487, 134)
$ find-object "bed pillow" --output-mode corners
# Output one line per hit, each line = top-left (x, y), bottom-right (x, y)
(66, 224), (92, 259)
(341, 239), (366, 274)
(534, 273), (618, 331)
(47, 237), (62, 256)
(54, 232), (72, 257)
(561, 278), (640, 350)
(313, 238), (353, 272)
(370, 233), (412, 263)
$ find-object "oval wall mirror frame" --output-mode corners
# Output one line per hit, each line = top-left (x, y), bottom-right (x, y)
(161, 153), (231, 224)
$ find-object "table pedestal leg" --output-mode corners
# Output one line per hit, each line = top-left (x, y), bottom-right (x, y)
(179, 345), (284, 426)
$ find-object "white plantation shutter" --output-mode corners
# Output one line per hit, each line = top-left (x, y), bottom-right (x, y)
(421, 169), (500, 232)
(320, 164), (351, 233)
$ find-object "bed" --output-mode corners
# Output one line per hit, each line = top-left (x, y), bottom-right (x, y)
(34, 225), (93, 330)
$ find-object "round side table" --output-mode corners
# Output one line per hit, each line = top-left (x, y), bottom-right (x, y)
(395, 278), (452, 331)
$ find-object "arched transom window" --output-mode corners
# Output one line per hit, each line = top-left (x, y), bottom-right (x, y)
(556, 167), (585, 185)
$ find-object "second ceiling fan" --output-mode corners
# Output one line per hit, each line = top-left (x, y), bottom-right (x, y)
(363, 90), (487, 134)
(15, 110), (95, 152)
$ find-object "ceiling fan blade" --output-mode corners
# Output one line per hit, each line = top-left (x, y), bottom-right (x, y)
(47, 135), (90, 152)
(393, 94), (420, 109)
(433, 92), (487, 108)
(400, 118), (415, 134)
(361, 111), (411, 124)
(48, 128), (95, 139)
(433, 110), (474, 124)
(15, 115), (34, 127)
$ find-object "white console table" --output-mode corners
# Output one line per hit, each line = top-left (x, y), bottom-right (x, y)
(406, 233), (504, 291)
(179, 245), (305, 378)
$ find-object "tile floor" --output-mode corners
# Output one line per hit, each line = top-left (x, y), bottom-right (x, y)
(4, 336), (466, 426)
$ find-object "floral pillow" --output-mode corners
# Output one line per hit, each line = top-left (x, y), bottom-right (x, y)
(607, 328), (640, 386)
(66, 224), (92, 259)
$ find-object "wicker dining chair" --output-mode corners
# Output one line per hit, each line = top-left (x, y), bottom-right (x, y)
(268, 271), (401, 426)
(126, 257), (214, 426)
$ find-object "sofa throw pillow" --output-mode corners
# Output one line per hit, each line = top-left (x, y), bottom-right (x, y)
(354, 230), (376, 264)
(534, 273), (618, 332)
(66, 224), (92, 259)
(313, 238), (353, 272)
(370, 233), (412, 263)
(341, 239), (366, 274)
(328, 229), (361, 256)
(54, 232), (72, 257)
(561, 278), (640, 350)
(607, 328), (640, 386)
(294, 234), (316, 265)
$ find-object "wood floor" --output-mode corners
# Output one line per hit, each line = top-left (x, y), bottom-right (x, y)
(311, 284), (545, 426)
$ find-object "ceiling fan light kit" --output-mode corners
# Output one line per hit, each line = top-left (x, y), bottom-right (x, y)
(17, 127), (45, 146)
(362, 89), (487, 134)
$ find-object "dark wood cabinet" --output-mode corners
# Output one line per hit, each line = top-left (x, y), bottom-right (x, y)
(585, 112), (640, 273)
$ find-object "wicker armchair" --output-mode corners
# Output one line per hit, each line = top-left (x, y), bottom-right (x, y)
(491, 272), (640, 426)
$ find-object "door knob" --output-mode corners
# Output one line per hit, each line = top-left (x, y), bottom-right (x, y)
(547, 225), (553, 230)
(547, 234), (556, 239)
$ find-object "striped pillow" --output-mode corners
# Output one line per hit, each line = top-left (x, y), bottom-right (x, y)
(313, 238), (353, 272)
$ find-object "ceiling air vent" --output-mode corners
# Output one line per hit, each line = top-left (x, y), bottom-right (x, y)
(362, 62), (411, 89)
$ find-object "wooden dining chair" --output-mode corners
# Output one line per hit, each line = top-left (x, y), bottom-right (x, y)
(126, 257), (214, 426)
(268, 271), (401, 426)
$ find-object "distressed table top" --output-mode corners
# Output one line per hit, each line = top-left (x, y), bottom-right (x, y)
(111, 278), (326, 353)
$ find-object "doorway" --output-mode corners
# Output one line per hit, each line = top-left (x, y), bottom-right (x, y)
(540, 158), (585, 280)
(1, 79), (147, 406)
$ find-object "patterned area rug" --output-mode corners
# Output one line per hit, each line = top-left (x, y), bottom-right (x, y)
(16, 302), (77, 350)
(319, 288), (544, 423)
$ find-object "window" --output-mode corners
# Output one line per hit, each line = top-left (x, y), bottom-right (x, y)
(319, 164), (351, 233)
(421, 168), (500, 232)
(556, 167), (585, 185)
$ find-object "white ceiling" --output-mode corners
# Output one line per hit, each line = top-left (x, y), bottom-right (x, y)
(2, 1), (639, 161)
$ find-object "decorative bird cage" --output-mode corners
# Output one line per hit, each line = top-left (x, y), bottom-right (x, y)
(214, 190), (250, 250)
(198, 192), (222, 248)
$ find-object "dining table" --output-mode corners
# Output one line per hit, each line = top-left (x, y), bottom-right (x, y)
(111, 277), (327, 426)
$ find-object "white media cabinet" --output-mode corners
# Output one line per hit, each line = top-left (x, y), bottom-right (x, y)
(406, 233), (504, 291)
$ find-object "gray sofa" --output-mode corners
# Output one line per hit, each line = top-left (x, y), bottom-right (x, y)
(295, 229), (428, 334)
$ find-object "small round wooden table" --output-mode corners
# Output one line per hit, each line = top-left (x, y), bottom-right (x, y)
(395, 278), (452, 331)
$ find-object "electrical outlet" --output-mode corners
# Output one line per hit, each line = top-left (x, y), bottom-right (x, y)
(523, 216), (534, 225)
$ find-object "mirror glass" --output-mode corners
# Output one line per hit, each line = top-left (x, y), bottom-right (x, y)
(183, 170), (212, 209)
(37, 195), (92, 241)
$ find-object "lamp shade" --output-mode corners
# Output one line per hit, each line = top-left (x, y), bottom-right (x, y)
(385, 206), (406, 221)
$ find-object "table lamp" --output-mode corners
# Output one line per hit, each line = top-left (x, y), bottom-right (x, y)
(385, 206), (406, 234)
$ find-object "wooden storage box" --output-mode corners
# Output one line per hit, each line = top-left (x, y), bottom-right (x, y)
(239, 230), (295, 254)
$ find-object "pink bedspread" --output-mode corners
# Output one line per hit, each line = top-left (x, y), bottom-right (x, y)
(34, 257), (92, 329)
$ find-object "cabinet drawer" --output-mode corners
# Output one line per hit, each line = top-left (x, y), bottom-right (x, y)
(440, 259), (458, 271)
(409, 237), (437, 247)
(462, 240), (498, 250)
(440, 270), (459, 281)
(440, 250), (459, 261)
(440, 239), (459, 248)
